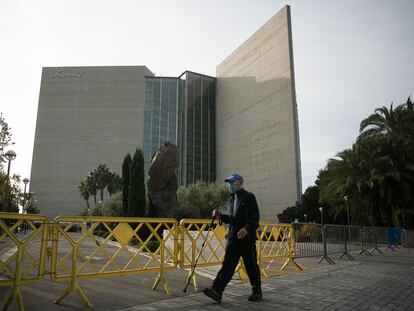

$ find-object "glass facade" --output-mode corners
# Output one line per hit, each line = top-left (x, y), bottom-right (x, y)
(183, 72), (216, 184)
(143, 71), (216, 185)
(143, 77), (178, 177)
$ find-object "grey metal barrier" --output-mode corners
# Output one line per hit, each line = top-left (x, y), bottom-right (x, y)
(291, 222), (332, 263)
(324, 225), (359, 260)
(292, 223), (404, 265)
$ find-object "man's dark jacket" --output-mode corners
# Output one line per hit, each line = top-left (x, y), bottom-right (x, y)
(220, 188), (260, 240)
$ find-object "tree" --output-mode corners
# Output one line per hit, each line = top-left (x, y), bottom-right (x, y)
(24, 192), (40, 214)
(278, 185), (338, 224)
(102, 191), (123, 217)
(79, 164), (122, 207)
(317, 97), (414, 227)
(78, 179), (90, 210)
(1, 173), (22, 213)
(122, 154), (132, 217)
(128, 149), (145, 217)
(94, 164), (111, 201)
(176, 182), (229, 219)
(85, 172), (98, 205)
(0, 113), (13, 171)
(107, 172), (122, 196)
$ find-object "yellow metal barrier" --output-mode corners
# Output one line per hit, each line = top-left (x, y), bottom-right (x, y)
(178, 220), (302, 289)
(0, 213), (301, 310)
(51, 216), (178, 306)
(179, 218), (229, 290)
(179, 218), (253, 290)
(257, 222), (303, 277)
(0, 212), (49, 311)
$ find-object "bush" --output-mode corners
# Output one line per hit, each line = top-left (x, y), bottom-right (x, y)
(102, 192), (123, 217)
(176, 182), (229, 219)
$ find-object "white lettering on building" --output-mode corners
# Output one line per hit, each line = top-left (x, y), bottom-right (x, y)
(50, 71), (84, 78)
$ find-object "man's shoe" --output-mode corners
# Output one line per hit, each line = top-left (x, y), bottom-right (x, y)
(248, 292), (263, 301)
(248, 286), (263, 302)
(203, 287), (222, 303)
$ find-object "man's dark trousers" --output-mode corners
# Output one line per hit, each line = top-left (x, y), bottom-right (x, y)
(212, 237), (261, 293)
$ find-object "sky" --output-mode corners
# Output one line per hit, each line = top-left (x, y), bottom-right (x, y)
(0, 0), (413, 192)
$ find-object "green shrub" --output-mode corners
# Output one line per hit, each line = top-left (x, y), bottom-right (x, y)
(176, 182), (229, 219)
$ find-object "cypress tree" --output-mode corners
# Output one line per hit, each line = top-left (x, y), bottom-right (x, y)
(128, 148), (146, 217)
(122, 153), (132, 217)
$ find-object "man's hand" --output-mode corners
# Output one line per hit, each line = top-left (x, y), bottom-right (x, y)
(237, 228), (248, 240)
(212, 210), (222, 218)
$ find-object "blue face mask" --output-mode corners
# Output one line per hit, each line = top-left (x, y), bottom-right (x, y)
(228, 182), (238, 193)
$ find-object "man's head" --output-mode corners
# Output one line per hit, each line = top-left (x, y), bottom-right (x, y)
(224, 173), (244, 193)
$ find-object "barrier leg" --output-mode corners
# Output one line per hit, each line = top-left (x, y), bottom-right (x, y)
(2, 286), (23, 311)
(319, 227), (335, 265)
(339, 233), (355, 260)
(2, 245), (25, 311)
(281, 257), (303, 271)
(359, 229), (372, 256)
(183, 269), (198, 291)
(152, 272), (171, 296)
(54, 246), (91, 307)
(370, 229), (383, 255)
(152, 243), (171, 296)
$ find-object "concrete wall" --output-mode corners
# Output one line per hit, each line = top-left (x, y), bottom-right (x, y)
(30, 66), (153, 218)
(216, 5), (302, 221)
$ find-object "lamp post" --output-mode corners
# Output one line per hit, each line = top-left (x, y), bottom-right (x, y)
(304, 213), (307, 223)
(3, 150), (16, 211)
(344, 196), (351, 226)
(344, 195), (351, 242)
(22, 178), (29, 233)
(319, 207), (324, 226)
(5, 150), (16, 181)
(318, 206), (334, 264)
(23, 178), (30, 213)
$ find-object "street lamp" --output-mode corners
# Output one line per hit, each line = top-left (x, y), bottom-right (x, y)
(5, 150), (16, 180)
(304, 213), (307, 223)
(23, 178), (30, 214)
(318, 206), (334, 264)
(319, 207), (324, 225)
(344, 195), (352, 243)
(3, 150), (16, 211)
(344, 195), (351, 226)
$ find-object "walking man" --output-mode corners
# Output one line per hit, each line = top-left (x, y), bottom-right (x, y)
(203, 173), (262, 302)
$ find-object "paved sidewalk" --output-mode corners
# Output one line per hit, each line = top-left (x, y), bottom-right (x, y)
(120, 248), (414, 311)
(1, 248), (413, 310)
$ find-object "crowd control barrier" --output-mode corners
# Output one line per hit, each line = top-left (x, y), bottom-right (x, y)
(257, 222), (302, 276)
(291, 222), (324, 258)
(291, 222), (406, 265)
(0, 212), (49, 311)
(50, 216), (178, 306)
(178, 218), (252, 289)
(1, 211), (405, 311)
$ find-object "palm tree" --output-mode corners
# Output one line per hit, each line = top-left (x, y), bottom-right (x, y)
(358, 98), (414, 225)
(85, 172), (98, 205)
(359, 98), (414, 157)
(107, 172), (122, 196)
(95, 164), (111, 201)
(319, 143), (372, 225)
(78, 180), (90, 209)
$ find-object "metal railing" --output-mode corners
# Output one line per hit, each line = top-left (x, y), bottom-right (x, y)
(257, 222), (302, 275)
(51, 216), (179, 306)
(291, 222), (406, 265)
(0, 213), (49, 311)
(291, 222), (324, 258)
(0, 211), (406, 311)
